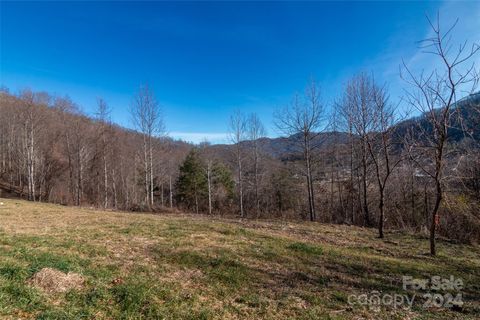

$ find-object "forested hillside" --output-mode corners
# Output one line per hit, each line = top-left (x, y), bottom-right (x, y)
(1, 87), (479, 245)
(3, 2), (480, 319)
(1, 16), (480, 256)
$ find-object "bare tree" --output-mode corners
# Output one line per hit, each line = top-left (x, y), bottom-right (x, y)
(95, 98), (111, 208)
(169, 175), (173, 208)
(336, 94), (357, 224)
(206, 159), (213, 215)
(54, 96), (89, 206)
(326, 106), (348, 223)
(72, 116), (92, 206)
(199, 139), (214, 215)
(19, 91), (39, 201)
(365, 80), (403, 238)
(345, 74), (377, 226)
(229, 110), (247, 217)
(130, 84), (164, 209)
(247, 113), (266, 217)
(402, 15), (479, 255)
(275, 79), (326, 221)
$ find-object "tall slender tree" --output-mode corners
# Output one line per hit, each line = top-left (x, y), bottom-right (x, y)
(402, 15), (479, 255)
(339, 74), (376, 226)
(365, 79), (402, 238)
(229, 110), (247, 217)
(130, 84), (164, 209)
(275, 79), (326, 221)
(95, 98), (112, 208)
(247, 113), (266, 217)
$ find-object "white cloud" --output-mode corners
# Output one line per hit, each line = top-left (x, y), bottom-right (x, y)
(169, 132), (228, 145)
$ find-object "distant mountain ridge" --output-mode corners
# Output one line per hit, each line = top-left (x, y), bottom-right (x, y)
(208, 92), (480, 160)
(392, 91), (480, 144)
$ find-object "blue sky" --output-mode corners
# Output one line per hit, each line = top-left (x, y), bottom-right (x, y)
(1, 1), (479, 143)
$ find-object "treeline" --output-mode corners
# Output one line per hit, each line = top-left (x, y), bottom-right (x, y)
(1, 19), (479, 253)
(0, 87), (190, 210)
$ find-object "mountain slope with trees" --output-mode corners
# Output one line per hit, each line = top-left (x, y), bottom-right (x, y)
(1, 18), (479, 253)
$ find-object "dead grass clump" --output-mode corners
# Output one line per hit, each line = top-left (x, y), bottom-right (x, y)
(28, 267), (84, 293)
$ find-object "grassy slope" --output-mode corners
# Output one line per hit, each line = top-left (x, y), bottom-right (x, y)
(0, 199), (479, 320)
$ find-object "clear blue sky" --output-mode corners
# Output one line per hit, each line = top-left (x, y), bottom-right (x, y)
(1, 1), (479, 143)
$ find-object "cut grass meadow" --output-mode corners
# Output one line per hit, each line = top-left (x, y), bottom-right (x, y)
(0, 199), (479, 319)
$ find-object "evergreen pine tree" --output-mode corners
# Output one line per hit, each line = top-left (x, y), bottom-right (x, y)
(176, 149), (208, 213)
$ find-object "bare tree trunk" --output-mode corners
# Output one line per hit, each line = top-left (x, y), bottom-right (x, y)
(149, 136), (154, 208)
(143, 135), (149, 206)
(330, 165), (334, 221)
(361, 147), (369, 226)
(238, 153), (244, 217)
(29, 119), (35, 201)
(134, 155), (138, 205)
(378, 187), (385, 238)
(169, 175), (173, 208)
(112, 168), (118, 209)
(207, 161), (212, 215)
(254, 158), (260, 217)
(160, 183), (164, 207)
(123, 168), (129, 209)
(76, 146), (84, 206)
(349, 131), (355, 224)
(103, 150), (108, 208)
(305, 136), (316, 221)
(65, 129), (74, 203)
(430, 181), (442, 255)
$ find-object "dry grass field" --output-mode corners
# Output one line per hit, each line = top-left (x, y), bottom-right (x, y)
(0, 199), (479, 319)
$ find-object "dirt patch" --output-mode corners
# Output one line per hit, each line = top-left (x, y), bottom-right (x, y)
(28, 268), (84, 293)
